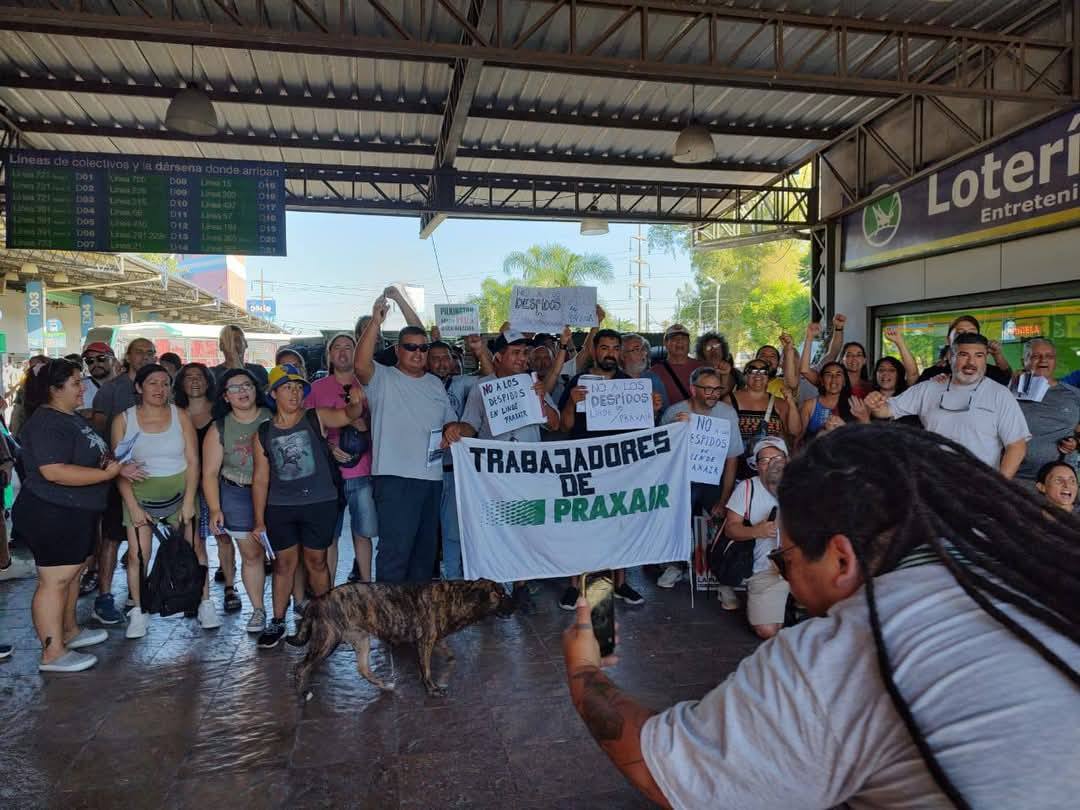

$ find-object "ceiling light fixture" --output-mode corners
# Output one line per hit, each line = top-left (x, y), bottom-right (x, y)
(105, 290), (119, 299)
(52, 271), (69, 284)
(580, 204), (609, 236)
(20, 262), (39, 276)
(165, 46), (219, 136)
(4, 271), (19, 282)
(672, 86), (716, 165)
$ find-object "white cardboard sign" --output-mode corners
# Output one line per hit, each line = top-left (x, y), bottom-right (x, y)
(481, 373), (545, 436)
(510, 286), (598, 332)
(585, 377), (654, 431)
(688, 414), (731, 484)
(434, 303), (481, 338)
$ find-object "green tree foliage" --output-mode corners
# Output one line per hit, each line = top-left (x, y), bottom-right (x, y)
(469, 243), (616, 332)
(650, 225), (810, 355)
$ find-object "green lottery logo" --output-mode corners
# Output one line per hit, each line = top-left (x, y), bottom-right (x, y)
(862, 191), (902, 247)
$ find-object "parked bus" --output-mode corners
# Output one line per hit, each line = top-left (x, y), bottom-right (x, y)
(84, 323), (322, 371)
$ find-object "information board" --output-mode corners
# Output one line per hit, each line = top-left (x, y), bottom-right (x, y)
(4, 149), (286, 256)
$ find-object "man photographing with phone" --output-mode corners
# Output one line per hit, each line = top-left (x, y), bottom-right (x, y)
(562, 424), (1079, 809)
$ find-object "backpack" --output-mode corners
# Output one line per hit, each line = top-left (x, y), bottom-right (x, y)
(139, 522), (206, 617)
(258, 409), (344, 508)
(707, 480), (763, 586)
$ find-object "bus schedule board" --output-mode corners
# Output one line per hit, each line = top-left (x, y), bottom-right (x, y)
(3, 149), (286, 256)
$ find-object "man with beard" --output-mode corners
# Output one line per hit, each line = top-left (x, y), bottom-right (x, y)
(78, 342), (116, 418)
(717, 437), (790, 637)
(619, 333), (668, 415)
(555, 330), (661, 609)
(657, 367), (745, 590)
(865, 333), (1030, 477)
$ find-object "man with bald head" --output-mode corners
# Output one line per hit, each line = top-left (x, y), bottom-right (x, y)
(211, 325), (269, 390)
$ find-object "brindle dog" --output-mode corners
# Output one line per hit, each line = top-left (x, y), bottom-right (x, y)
(287, 579), (515, 697)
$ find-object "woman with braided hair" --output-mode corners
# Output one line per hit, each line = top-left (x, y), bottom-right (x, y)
(561, 422), (1079, 809)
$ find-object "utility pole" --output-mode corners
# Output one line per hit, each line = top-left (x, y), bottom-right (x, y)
(630, 225), (648, 331)
(259, 267), (266, 305)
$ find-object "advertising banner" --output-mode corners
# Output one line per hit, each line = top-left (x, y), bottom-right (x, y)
(842, 107), (1080, 271)
(452, 423), (691, 582)
(247, 298), (276, 319)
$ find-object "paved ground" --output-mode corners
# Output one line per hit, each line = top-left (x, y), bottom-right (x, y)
(0, 545), (761, 809)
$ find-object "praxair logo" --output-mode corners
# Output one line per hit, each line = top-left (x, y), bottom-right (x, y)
(862, 191), (902, 247)
(483, 485), (671, 527)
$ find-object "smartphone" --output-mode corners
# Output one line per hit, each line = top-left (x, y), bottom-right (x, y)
(581, 572), (616, 657)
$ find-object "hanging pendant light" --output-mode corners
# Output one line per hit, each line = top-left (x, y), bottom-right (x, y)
(166, 46), (219, 136)
(672, 86), (716, 165)
(580, 204), (609, 236)
(52, 271), (70, 284)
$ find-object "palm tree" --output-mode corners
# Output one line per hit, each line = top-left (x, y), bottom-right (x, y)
(502, 243), (614, 287)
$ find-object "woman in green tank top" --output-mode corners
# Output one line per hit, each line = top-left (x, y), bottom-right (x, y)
(201, 368), (272, 634)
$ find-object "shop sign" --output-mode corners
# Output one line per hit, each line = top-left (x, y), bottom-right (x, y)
(843, 106), (1080, 270)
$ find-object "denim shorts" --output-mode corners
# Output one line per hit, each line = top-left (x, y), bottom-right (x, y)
(334, 476), (379, 539)
(220, 478), (256, 534)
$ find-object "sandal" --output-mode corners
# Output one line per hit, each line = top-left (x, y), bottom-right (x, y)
(223, 587), (242, 613)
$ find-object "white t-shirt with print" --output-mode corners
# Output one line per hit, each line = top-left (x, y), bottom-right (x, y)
(724, 476), (778, 575)
(641, 563), (1080, 810)
(886, 376), (1030, 468)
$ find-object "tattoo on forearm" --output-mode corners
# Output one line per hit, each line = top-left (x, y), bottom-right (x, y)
(572, 668), (625, 742)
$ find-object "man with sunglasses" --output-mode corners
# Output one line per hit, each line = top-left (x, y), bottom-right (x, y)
(865, 332), (1030, 476)
(78, 342), (116, 418)
(355, 296), (457, 584)
(719, 437), (789, 637)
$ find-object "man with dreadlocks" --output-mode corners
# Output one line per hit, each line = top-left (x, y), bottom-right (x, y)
(561, 423), (1079, 809)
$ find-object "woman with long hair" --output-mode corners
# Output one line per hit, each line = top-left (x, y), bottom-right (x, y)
(112, 363), (201, 639)
(8, 354), (50, 437)
(733, 357), (801, 477)
(798, 361), (864, 446)
(1035, 461), (1077, 513)
(14, 359), (142, 671)
(201, 368), (272, 634)
(695, 332), (739, 405)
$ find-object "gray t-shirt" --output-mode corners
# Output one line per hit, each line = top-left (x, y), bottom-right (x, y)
(91, 373), (137, 435)
(21, 406), (112, 511)
(641, 563), (1080, 810)
(462, 373), (556, 442)
(660, 400), (745, 460)
(364, 363), (456, 481)
(1016, 381), (1080, 480)
(211, 362), (269, 391)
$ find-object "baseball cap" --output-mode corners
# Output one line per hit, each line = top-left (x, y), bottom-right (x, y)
(747, 436), (789, 470)
(491, 329), (530, 354)
(266, 363), (311, 399)
(664, 324), (690, 340)
(82, 341), (114, 357)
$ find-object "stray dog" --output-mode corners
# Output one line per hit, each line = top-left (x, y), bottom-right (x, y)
(287, 579), (516, 697)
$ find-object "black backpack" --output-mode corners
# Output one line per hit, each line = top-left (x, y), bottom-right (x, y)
(139, 522), (206, 617)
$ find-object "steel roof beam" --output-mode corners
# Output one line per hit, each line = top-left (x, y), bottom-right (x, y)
(0, 1), (1071, 103)
(0, 74), (837, 140)
(15, 120), (783, 173)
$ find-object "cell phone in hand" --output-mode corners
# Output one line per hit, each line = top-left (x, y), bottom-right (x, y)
(581, 572), (616, 658)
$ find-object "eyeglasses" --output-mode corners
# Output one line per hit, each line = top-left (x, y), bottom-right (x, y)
(399, 342), (431, 353)
(693, 384), (724, 395)
(85, 355), (112, 365)
(746, 368), (770, 376)
(756, 453), (784, 467)
(768, 544), (797, 580)
(225, 383), (255, 394)
(938, 378), (983, 412)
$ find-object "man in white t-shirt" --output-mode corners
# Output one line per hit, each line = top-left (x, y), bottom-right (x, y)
(718, 437), (790, 636)
(560, 423), (1079, 809)
(865, 332), (1030, 476)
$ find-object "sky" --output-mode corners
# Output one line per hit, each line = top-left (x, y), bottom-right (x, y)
(246, 211), (697, 335)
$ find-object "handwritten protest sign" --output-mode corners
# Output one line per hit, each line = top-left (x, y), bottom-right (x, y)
(688, 414), (731, 484)
(510, 286), (598, 332)
(434, 303), (481, 339)
(585, 377), (654, 431)
(481, 373), (545, 436)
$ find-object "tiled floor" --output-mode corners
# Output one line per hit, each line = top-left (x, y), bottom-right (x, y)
(0, 546), (761, 809)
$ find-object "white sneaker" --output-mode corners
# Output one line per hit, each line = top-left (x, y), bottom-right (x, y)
(66, 628), (108, 650)
(0, 557), (35, 580)
(39, 650), (97, 672)
(125, 607), (148, 639)
(197, 599), (222, 630)
(657, 565), (685, 589)
(245, 607), (267, 634)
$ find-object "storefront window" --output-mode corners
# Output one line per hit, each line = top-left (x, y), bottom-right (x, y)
(879, 297), (1080, 379)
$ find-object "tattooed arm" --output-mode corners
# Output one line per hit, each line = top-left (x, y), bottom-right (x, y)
(563, 599), (671, 809)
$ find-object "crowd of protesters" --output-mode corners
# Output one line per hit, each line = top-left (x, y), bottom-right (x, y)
(1, 287), (1077, 675)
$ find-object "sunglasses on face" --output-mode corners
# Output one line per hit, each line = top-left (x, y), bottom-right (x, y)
(746, 367), (770, 376)
(768, 544), (797, 579)
(399, 342), (431, 353)
(85, 355), (112, 365)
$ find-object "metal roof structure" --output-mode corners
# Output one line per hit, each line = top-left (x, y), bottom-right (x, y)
(0, 0), (1076, 237)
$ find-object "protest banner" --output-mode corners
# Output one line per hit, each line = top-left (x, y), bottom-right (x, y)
(452, 423), (691, 581)
(585, 377), (654, 431)
(688, 414), (731, 484)
(480, 372), (545, 436)
(509, 286), (598, 332)
(434, 303), (481, 339)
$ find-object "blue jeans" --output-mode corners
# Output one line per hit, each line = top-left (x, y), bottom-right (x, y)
(372, 475), (441, 584)
(333, 476), (379, 540)
(440, 469), (463, 580)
